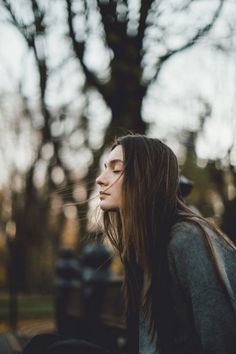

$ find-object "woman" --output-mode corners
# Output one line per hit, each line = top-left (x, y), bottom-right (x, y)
(23, 134), (236, 354)
(96, 134), (236, 354)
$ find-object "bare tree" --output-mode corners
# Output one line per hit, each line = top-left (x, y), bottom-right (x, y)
(0, 0), (227, 290)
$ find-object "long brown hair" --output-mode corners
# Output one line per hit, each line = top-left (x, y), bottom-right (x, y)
(101, 134), (236, 353)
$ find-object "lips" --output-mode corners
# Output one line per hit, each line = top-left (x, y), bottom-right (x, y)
(99, 191), (110, 196)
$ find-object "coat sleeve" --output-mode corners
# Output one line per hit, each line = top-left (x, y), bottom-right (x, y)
(167, 222), (236, 353)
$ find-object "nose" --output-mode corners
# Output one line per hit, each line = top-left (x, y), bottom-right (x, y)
(96, 171), (108, 186)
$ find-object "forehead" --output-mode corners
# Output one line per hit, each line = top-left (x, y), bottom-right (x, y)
(106, 145), (123, 163)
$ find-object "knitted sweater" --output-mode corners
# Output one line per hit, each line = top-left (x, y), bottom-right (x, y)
(139, 221), (236, 354)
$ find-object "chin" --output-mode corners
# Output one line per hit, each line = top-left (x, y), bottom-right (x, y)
(100, 203), (119, 212)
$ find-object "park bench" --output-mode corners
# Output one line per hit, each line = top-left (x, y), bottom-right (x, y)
(0, 277), (127, 354)
(54, 244), (127, 353)
(0, 331), (22, 354)
(55, 277), (127, 353)
(0, 244), (127, 354)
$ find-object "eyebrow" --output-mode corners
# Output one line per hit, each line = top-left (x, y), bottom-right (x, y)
(104, 159), (124, 167)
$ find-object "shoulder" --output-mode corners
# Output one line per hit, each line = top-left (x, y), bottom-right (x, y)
(167, 220), (217, 281)
(168, 219), (235, 257)
(168, 220), (205, 257)
(168, 219), (236, 284)
(167, 220), (218, 296)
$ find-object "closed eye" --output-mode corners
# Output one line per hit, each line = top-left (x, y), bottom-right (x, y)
(113, 170), (122, 174)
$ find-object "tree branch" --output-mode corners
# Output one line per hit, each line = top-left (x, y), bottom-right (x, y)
(1, 0), (34, 46)
(137, 0), (152, 47)
(65, 0), (107, 98)
(153, 0), (225, 82)
(98, 0), (128, 55)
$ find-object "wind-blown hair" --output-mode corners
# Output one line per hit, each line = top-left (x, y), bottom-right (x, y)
(101, 134), (236, 353)
(104, 135), (179, 259)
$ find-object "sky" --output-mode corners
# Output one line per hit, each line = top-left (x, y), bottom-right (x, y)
(0, 0), (236, 187)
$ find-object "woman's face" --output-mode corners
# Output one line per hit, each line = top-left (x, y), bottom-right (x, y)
(96, 145), (124, 211)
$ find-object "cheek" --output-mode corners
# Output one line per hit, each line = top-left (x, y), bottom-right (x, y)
(116, 180), (123, 197)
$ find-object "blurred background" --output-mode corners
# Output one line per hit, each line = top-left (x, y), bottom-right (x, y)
(0, 0), (236, 338)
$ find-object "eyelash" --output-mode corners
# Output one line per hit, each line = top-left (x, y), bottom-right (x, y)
(113, 170), (121, 174)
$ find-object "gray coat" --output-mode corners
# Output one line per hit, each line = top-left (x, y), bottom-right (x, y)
(139, 221), (236, 354)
